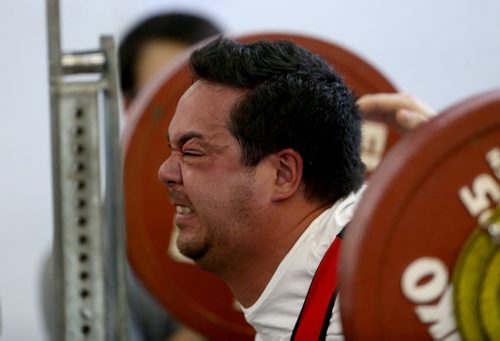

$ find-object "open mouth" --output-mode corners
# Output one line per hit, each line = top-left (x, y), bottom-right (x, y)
(175, 205), (194, 214)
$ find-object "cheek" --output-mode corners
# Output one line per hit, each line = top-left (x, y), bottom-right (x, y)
(184, 168), (254, 210)
(182, 167), (228, 203)
(247, 163), (275, 206)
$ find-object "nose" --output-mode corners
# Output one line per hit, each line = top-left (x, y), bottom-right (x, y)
(158, 153), (182, 187)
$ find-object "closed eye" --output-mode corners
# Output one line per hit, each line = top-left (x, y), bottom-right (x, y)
(182, 150), (204, 157)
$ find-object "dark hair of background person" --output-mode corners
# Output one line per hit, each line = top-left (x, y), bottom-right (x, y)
(119, 12), (222, 99)
(189, 37), (365, 205)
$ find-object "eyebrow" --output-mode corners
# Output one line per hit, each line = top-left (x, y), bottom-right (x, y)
(169, 131), (205, 149)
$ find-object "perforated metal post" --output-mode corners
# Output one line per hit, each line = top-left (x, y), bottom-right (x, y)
(47, 0), (128, 340)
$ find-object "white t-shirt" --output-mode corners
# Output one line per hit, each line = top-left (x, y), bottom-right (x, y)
(241, 188), (364, 340)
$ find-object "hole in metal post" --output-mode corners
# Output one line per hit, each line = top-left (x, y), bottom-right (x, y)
(76, 216), (87, 226)
(72, 126), (84, 136)
(76, 181), (86, 190)
(75, 199), (87, 208)
(80, 289), (90, 298)
(73, 162), (85, 172)
(81, 324), (91, 335)
(75, 107), (84, 118)
(72, 144), (84, 154)
(79, 253), (88, 262)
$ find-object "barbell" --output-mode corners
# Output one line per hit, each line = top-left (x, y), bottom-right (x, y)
(122, 32), (499, 339)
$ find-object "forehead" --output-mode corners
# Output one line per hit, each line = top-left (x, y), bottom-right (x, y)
(168, 80), (245, 141)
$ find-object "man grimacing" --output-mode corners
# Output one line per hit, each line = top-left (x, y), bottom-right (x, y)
(158, 37), (434, 340)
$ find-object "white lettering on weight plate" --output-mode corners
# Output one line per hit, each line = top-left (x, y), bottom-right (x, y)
(361, 121), (388, 172)
(459, 147), (499, 223)
(167, 226), (194, 264)
(401, 257), (460, 340)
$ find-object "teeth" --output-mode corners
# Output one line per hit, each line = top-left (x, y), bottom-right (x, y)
(176, 205), (193, 214)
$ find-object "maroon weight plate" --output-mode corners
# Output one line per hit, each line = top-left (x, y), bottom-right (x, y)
(122, 32), (399, 339)
(339, 89), (500, 339)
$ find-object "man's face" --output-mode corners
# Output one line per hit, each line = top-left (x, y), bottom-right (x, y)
(158, 80), (270, 272)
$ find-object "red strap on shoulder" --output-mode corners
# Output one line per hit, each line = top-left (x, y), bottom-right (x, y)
(291, 236), (343, 340)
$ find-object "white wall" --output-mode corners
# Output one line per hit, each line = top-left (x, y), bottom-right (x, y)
(0, 0), (498, 340)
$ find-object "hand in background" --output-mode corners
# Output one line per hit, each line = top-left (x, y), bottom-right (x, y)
(357, 93), (437, 132)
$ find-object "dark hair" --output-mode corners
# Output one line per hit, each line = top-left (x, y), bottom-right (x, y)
(119, 12), (221, 98)
(189, 37), (365, 204)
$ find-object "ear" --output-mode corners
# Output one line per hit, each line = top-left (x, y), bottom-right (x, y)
(270, 149), (303, 202)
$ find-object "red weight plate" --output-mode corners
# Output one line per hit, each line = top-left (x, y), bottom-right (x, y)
(123, 32), (399, 339)
(340, 89), (500, 339)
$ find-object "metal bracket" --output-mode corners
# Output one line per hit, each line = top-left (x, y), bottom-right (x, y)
(47, 0), (128, 340)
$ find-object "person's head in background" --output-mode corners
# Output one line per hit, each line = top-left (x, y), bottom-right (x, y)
(119, 12), (222, 105)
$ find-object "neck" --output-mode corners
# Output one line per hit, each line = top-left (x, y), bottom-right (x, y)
(224, 199), (330, 308)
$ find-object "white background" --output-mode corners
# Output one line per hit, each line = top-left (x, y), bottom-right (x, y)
(1, 0), (499, 339)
